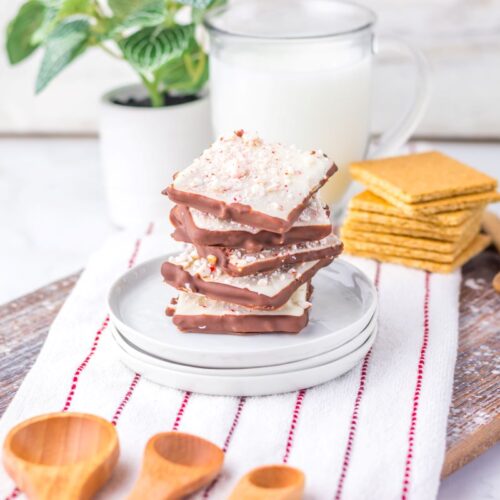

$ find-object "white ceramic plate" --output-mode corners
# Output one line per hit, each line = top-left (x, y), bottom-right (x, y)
(108, 255), (377, 368)
(111, 309), (377, 376)
(112, 327), (377, 396)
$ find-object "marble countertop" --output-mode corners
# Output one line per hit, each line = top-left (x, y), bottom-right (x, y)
(0, 137), (498, 498)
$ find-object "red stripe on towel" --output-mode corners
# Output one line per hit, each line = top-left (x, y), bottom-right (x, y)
(172, 391), (192, 431)
(220, 397), (247, 453)
(4, 223), (154, 500)
(111, 373), (141, 426)
(202, 397), (247, 498)
(4, 489), (19, 500)
(282, 389), (307, 463)
(334, 261), (381, 500)
(60, 231), (147, 412)
(401, 271), (431, 499)
(61, 315), (110, 411)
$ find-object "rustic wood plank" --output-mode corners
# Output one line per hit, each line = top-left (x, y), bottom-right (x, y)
(0, 273), (80, 416)
(0, 252), (498, 475)
(442, 249), (500, 477)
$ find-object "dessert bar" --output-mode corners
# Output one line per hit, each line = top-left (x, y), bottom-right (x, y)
(161, 247), (333, 309)
(167, 283), (312, 334)
(164, 130), (337, 233)
(195, 233), (343, 276)
(170, 195), (332, 251)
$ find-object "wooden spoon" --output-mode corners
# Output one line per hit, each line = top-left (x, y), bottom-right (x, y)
(3, 412), (119, 500)
(229, 464), (305, 500)
(128, 432), (224, 499)
(481, 211), (500, 252)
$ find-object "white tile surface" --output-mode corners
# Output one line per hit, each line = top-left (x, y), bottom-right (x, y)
(0, 138), (113, 303)
(0, 138), (498, 498)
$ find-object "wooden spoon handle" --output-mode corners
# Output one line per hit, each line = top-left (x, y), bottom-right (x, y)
(128, 475), (180, 500)
(482, 211), (500, 252)
(493, 272), (500, 293)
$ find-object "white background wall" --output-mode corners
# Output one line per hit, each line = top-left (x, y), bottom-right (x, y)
(1, 0), (500, 138)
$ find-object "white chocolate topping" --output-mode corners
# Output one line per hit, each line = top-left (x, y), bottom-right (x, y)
(168, 246), (322, 297)
(225, 233), (340, 269)
(174, 284), (310, 317)
(172, 131), (334, 220)
(190, 194), (330, 234)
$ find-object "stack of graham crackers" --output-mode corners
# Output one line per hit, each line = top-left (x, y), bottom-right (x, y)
(161, 130), (343, 334)
(341, 151), (500, 273)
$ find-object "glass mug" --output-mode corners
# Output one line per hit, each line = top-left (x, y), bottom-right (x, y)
(205, 0), (430, 205)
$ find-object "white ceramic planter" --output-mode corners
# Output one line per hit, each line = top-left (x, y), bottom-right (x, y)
(100, 84), (212, 227)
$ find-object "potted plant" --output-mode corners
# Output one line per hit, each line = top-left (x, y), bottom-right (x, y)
(6, 0), (223, 226)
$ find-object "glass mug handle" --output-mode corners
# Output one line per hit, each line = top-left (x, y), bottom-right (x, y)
(368, 36), (431, 159)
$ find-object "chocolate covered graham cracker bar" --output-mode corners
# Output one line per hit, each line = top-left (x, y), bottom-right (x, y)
(170, 194), (332, 251)
(164, 130), (337, 233)
(167, 283), (313, 334)
(195, 233), (343, 277)
(161, 247), (333, 310)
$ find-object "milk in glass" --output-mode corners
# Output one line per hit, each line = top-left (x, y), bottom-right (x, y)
(210, 45), (372, 203)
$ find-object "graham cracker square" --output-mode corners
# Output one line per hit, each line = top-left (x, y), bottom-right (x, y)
(350, 152), (497, 204)
(345, 209), (482, 241)
(340, 223), (479, 259)
(348, 191), (483, 226)
(343, 234), (491, 273)
(343, 217), (481, 243)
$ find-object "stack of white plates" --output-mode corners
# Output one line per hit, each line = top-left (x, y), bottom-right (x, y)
(108, 255), (378, 396)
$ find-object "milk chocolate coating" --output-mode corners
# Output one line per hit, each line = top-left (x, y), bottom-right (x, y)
(195, 242), (343, 277)
(161, 258), (332, 310)
(168, 284), (313, 334)
(171, 311), (309, 334)
(170, 204), (332, 251)
(163, 162), (337, 234)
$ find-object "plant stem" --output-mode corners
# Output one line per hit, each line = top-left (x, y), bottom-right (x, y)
(99, 43), (123, 60)
(140, 75), (163, 107)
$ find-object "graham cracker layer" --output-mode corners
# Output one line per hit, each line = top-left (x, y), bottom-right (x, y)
(343, 234), (491, 273)
(348, 191), (482, 226)
(350, 151), (497, 203)
(345, 210), (482, 241)
(340, 223), (479, 256)
(344, 219), (480, 242)
(361, 187), (500, 216)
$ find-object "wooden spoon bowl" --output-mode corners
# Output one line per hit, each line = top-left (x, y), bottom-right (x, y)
(230, 464), (305, 499)
(128, 432), (224, 499)
(3, 412), (119, 500)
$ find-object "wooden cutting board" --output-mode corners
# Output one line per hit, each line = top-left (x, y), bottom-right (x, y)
(0, 250), (498, 477)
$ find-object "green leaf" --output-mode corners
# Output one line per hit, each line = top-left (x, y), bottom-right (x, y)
(6, 0), (47, 64)
(120, 24), (194, 73)
(59, 0), (93, 16)
(176, 0), (215, 8)
(35, 18), (90, 93)
(109, 0), (166, 29)
(158, 38), (208, 94)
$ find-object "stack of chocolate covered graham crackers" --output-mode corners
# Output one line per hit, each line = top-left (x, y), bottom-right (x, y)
(161, 130), (343, 334)
(342, 151), (500, 272)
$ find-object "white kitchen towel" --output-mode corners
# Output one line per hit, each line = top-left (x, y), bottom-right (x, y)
(0, 217), (460, 500)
